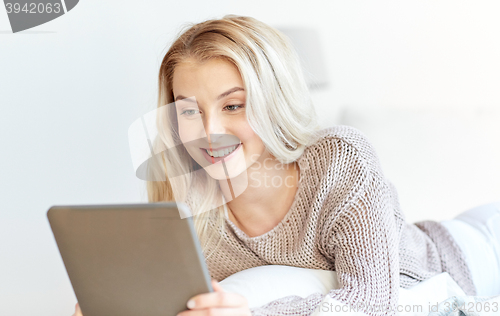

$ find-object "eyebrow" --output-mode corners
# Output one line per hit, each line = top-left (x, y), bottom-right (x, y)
(174, 87), (244, 102)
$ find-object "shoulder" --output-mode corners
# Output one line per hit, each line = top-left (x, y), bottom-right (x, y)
(309, 124), (366, 142)
(296, 125), (384, 204)
(306, 128), (397, 246)
(299, 126), (389, 251)
(302, 125), (383, 175)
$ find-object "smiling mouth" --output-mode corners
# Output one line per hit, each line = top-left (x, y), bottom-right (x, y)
(202, 144), (240, 158)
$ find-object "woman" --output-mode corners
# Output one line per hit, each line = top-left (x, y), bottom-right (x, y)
(73, 15), (500, 316)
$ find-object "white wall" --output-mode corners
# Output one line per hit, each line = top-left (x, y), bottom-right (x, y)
(1, 1), (499, 315)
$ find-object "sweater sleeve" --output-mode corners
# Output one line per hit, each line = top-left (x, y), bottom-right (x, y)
(324, 173), (400, 315)
(249, 131), (400, 316)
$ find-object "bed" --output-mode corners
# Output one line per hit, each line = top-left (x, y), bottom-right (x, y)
(219, 265), (500, 316)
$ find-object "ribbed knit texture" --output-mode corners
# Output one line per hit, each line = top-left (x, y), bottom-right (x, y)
(200, 125), (476, 316)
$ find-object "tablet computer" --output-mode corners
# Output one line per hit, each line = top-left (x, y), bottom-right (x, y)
(47, 202), (213, 316)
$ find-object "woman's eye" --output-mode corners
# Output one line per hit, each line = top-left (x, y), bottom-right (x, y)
(181, 109), (200, 116)
(224, 104), (244, 111)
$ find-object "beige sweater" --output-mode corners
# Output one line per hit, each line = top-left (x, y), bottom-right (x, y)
(201, 125), (475, 316)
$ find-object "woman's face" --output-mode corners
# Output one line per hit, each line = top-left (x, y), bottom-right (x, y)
(172, 58), (267, 180)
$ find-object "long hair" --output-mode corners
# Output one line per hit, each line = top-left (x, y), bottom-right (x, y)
(147, 15), (321, 259)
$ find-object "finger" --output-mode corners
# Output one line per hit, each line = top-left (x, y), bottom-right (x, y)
(72, 302), (83, 316)
(178, 307), (250, 316)
(187, 292), (247, 309)
(211, 279), (225, 292)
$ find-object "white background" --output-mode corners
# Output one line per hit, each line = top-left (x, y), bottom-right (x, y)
(1, 1), (499, 315)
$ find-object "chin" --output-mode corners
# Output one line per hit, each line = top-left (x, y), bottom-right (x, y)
(203, 162), (248, 180)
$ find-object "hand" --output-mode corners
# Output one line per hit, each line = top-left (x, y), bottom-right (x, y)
(72, 302), (83, 316)
(177, 279), (251, 316)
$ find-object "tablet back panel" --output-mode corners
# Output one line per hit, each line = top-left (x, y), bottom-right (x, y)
(47, 203), (213, 316)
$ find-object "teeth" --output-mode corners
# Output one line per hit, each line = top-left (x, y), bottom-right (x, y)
(206, 145), (238, 157)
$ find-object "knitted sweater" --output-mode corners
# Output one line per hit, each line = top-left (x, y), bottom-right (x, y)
(201, 125), (476, 316)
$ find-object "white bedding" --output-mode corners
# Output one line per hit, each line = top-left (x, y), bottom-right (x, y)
(219, 265), (474, 315)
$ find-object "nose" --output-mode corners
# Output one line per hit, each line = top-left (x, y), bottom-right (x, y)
(203, 111), (226, 144)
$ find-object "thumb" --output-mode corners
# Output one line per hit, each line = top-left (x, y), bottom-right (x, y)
(211, 279), (225, 292)
(73, 302), (83, 316)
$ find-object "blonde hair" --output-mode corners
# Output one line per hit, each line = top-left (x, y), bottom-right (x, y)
(147, 15), (321, 259)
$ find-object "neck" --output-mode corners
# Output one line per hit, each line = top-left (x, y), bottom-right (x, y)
(219, 151), (300, 237)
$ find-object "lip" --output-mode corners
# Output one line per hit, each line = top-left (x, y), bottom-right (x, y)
(200, 143), (241, 164)
(201, 144), (238, 151)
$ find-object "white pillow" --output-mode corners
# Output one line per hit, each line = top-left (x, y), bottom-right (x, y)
(219, 265), (466, 315)
(219, 265), (339, 309)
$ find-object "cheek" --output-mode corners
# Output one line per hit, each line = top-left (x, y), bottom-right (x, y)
(237, 125), (255, 143)
(239, 126), (265, 149)
(178, 124), (187, 143)
(177, 119), (196, 143)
